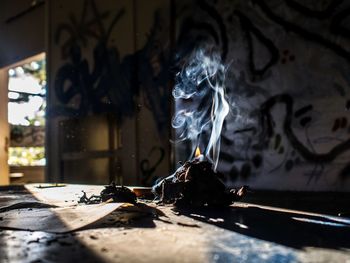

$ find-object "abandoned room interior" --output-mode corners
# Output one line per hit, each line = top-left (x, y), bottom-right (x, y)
(0, 0), (350, 262)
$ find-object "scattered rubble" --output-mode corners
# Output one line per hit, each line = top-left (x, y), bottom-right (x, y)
(79, 182), (137, 204)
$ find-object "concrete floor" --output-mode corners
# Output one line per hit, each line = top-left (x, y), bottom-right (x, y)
(1, 186), (350, 262)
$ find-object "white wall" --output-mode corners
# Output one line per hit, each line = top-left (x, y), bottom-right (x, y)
(174, 0), (350, 191)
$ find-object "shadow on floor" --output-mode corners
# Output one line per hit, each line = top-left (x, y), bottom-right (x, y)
(81, 202), (165, 230)
(173, 204), (350, 250)
(0, 185), (112, 262)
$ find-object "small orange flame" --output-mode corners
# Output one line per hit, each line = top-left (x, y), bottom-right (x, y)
(195, 147), (201, 158)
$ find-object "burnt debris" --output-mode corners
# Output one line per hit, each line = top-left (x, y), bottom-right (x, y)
(79, 182), (137, 204)
(153, 159), (249, 207)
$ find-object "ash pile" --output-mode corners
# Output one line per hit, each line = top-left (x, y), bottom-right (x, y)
(153, 159), (248, 207)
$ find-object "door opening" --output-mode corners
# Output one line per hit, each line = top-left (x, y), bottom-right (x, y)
(7, 53), (46, 184)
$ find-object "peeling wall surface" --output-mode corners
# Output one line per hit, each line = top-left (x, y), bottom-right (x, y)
(174, 0), (350, 191)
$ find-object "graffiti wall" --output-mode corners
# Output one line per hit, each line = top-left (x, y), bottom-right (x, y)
(175, 0), (350, 191)
(47, 0), (172, 185)
(47, 0), (350, 190)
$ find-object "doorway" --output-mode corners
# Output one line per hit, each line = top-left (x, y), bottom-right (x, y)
(6, 53), (46, 184)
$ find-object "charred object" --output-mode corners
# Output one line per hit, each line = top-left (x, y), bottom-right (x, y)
(79, 182), (137, 204)
(153, 159), (249, 207)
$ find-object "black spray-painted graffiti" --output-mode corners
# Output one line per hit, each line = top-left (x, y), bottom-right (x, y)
(285, 0), (343, 19)
(176, 0), (350, 185)
(175, 0), (228, 63)
(260, 94), (350, 163)
(52, 0), (171, 136)
(234, 10), (279, 77)
(252, 0), (350, 63)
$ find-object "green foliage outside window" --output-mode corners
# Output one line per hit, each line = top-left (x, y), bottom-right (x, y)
(8, 147), (45, 166)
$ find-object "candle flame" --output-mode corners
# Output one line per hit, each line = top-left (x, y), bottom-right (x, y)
(195, 147), (201, 158)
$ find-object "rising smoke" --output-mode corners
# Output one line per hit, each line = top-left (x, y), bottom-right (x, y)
(172, 47), (229, 171)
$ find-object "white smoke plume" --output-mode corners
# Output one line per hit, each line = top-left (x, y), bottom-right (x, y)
(172, 48), (229, 171)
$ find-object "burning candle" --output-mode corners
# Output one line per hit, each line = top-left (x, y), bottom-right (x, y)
(194, 147), (204, 161)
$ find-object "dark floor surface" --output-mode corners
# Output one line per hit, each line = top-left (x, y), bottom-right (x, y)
(0, 185), (349, 263)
